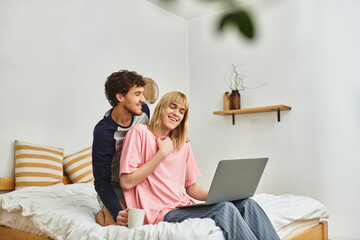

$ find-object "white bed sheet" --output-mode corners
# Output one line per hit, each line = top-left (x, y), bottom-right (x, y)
(0, 184), (224, 240)
(0, 184), (328, 240)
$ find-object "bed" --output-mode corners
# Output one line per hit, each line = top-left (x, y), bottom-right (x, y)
(1, 140), (329, 239)
(0, 176), (328, 240)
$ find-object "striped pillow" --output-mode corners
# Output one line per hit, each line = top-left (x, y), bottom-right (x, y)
(63, 147), (94, 183)
(14, 140), (64, 190)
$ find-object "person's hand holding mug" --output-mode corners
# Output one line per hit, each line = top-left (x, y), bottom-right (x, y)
(116, 208), (129, 226)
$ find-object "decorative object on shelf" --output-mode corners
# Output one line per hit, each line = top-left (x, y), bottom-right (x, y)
(225, 64), (245, 110)
(225, 64), (266, 110)
(229, 90), (241, 110)
(224, 64), (267, 110)
(223, 91), (230, 111)
(225, 64), (247, 92)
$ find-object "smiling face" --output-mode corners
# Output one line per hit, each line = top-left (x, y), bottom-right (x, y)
(149, 91), (189, 148)
(119, 86), (146, 116)
(157, 101), (187, 136)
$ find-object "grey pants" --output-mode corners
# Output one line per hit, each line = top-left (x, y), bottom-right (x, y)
(164, 198), (279, 240)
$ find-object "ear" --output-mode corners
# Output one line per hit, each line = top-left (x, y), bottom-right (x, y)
(116, 93), (124, 103)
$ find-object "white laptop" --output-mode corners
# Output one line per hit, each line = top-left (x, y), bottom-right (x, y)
(178, 158), (268, 208)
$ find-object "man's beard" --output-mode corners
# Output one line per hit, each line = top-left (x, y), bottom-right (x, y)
(124, 103), (142, 116)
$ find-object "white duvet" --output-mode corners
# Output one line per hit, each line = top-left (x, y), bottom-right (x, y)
(0, 183), (328, 240)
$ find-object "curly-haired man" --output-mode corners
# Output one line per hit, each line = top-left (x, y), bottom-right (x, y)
(92, 70), (150, 226)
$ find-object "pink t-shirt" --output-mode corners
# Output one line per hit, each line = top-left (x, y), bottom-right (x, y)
(120, 124), (201, 225)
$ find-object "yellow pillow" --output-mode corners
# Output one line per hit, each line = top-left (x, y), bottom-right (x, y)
(63, 146), (94, 183)
(14, 140), (64, 190)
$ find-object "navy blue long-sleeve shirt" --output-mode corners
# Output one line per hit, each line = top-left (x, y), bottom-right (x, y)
(92, 104), (150, 221)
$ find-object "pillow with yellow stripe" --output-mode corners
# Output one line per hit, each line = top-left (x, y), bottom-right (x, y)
(63, 146), (94, 183)
(14, 140), (64, 190)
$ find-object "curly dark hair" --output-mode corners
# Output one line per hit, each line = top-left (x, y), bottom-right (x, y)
(105, 70), (146, 107)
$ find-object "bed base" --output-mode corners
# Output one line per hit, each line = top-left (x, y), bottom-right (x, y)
(0, 226), (50, 240)
(0, 222), (329, 240)
(0, 177), (328, 240)
(288, 221), (328, 240)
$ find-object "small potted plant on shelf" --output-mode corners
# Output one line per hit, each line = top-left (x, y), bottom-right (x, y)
(224, 64), (266, 110)
(225, 64), (246, 110)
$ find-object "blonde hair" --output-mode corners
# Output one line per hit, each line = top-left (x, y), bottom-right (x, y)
(149, 91), (189, 149)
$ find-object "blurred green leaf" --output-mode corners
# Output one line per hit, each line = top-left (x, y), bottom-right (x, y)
(218, 9), (255, 39)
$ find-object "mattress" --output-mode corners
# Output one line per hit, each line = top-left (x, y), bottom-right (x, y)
(0, 184), (328, 240)
(252, 193), (329, 239)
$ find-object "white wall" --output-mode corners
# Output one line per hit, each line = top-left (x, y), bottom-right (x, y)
(188, 0), (360, 238)
(2, 0), (360, 238)
(0, 0), (189, 176)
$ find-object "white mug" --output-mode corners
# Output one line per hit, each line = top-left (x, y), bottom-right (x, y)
(128, 208), (145, 229)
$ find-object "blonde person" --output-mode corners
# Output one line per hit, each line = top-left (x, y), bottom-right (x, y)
(118, 91), (279, 240)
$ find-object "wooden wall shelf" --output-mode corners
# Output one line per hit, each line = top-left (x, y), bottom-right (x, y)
(213, 105), (291, 125)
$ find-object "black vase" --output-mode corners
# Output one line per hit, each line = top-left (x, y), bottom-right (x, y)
(229, 90), (241, 110)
